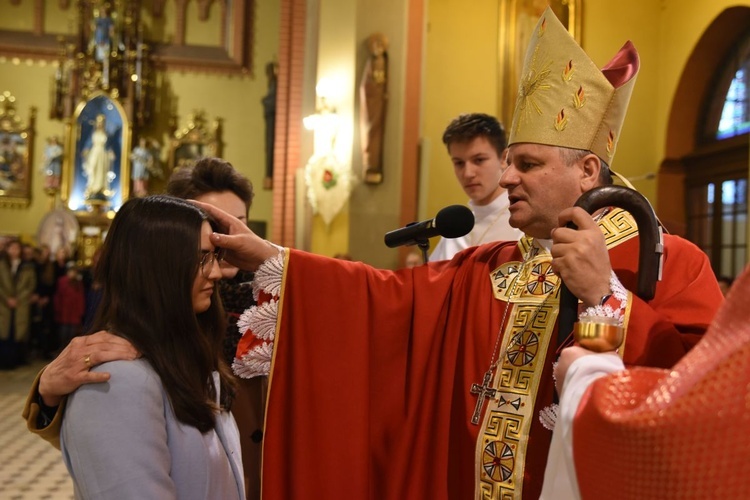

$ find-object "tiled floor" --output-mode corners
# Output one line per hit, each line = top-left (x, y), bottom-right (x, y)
(0, 361), (75, 499)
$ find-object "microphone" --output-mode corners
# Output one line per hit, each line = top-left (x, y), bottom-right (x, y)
(384, 205), (474, 248)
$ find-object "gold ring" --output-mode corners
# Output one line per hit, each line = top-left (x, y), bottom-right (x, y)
(83, 354), (92, 369)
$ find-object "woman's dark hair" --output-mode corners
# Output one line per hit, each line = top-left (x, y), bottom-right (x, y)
(90, 195), (234, 432)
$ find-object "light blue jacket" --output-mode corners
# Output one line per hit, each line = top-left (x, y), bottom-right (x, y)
(61, 359), (245, 499)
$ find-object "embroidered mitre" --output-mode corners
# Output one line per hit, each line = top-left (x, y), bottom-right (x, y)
(508, 7), (640, 166)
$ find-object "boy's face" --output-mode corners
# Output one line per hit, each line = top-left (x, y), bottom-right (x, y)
(448, 136), (505, 206)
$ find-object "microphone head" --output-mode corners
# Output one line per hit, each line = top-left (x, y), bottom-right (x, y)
(435, 205), (474, 238)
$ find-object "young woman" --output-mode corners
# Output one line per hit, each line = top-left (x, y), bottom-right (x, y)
(60, 195), (244, 499)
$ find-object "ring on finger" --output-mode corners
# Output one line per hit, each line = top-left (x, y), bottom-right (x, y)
(83, 354), (92, 369)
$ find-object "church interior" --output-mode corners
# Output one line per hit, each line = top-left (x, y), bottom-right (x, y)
(1, 0), (749, 497)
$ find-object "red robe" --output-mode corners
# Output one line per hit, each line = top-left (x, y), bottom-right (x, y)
(257, 233), (721, 499)
(573, 264), (750, 499)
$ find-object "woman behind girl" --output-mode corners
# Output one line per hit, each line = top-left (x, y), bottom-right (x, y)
(60, 195), (244, 499)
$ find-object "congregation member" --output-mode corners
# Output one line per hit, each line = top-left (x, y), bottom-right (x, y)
(0, 239), (36, 369)
(53, 262), (85, 348)
(430, 113), (522, 261)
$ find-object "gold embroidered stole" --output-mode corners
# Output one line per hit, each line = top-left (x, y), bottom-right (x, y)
(474, 208), (638, 499)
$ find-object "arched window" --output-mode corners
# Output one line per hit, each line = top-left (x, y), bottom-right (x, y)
(685, 29), (750, 279)
(717, 67), (749, 140)
(702, 30), (750, 142)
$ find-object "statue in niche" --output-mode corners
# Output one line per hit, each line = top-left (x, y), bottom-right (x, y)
(359, 33), (389, 185)
(261, 61), (278, 190)
(41, 136), (64, 192)
(90, 3), (115, 63)
(130, 137), (153, 197)
(82, 114), (114, 201)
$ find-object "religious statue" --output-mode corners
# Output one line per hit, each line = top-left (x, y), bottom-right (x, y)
(41, 136), (64, 192)
(82, 114), (114, 202)
(90, 3), (115, 63)
(261, 61), (278, 190)
(130, 137), (152, 197)
(359, 33), (388, 185)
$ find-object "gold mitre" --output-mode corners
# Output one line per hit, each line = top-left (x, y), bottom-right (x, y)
(508, 7), (639, 166)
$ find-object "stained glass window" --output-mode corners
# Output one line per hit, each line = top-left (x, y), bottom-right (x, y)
(717, 67), (750, 139)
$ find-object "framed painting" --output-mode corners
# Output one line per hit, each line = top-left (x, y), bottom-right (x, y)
(64, 93), (131, 214)
(0, 92), (36, 208)
(497, 0), (582, 127)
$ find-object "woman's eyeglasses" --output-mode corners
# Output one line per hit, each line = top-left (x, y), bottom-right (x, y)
(200, 248), (226, 278)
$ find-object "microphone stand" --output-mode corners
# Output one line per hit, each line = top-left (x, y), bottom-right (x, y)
(415, 238), (430, 265)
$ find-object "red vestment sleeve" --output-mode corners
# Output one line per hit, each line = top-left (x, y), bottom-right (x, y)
(261, 248), (484, 499)
(607, 234), (723, 367)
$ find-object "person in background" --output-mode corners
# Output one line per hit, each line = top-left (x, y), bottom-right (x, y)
(0, 239), (36, 368)
(59, 195), (244, 498)
(429, 113), (522, 261)
(53, 262), (85, 349)
(32, 244), (57, 359)
(81, 247), (104, 333)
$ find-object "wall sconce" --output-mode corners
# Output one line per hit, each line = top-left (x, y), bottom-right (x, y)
(303, 77), (340, 139)
(303, 77), (352, 225)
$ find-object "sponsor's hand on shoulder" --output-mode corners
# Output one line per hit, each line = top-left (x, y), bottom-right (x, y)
(39, 331), (139, 407)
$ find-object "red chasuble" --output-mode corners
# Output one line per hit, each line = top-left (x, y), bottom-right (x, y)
(573, 263), (750, 499)
(257, 232), (721, 500)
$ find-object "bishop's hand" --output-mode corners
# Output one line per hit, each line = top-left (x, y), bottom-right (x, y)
(194, 200), (278, 272)
(550, 206), (612, 307)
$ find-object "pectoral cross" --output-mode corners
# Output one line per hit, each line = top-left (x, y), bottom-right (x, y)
(470, 368), (497, 425)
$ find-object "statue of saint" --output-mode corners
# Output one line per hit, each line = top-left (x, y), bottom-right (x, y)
(130, 137), (152, 197)
(82, 114), (114, 201)
(359, 33), (388, 185)
(261, 61), (278, 190)
(42, 136), (64, 192)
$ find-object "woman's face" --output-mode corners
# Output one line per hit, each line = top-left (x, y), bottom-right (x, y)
(192, 221), (222, 313)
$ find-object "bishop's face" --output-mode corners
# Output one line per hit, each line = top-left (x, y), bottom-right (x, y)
(502, 143), (590, 239)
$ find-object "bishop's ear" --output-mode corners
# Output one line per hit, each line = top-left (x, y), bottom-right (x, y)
(579, 153), (602, 191)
